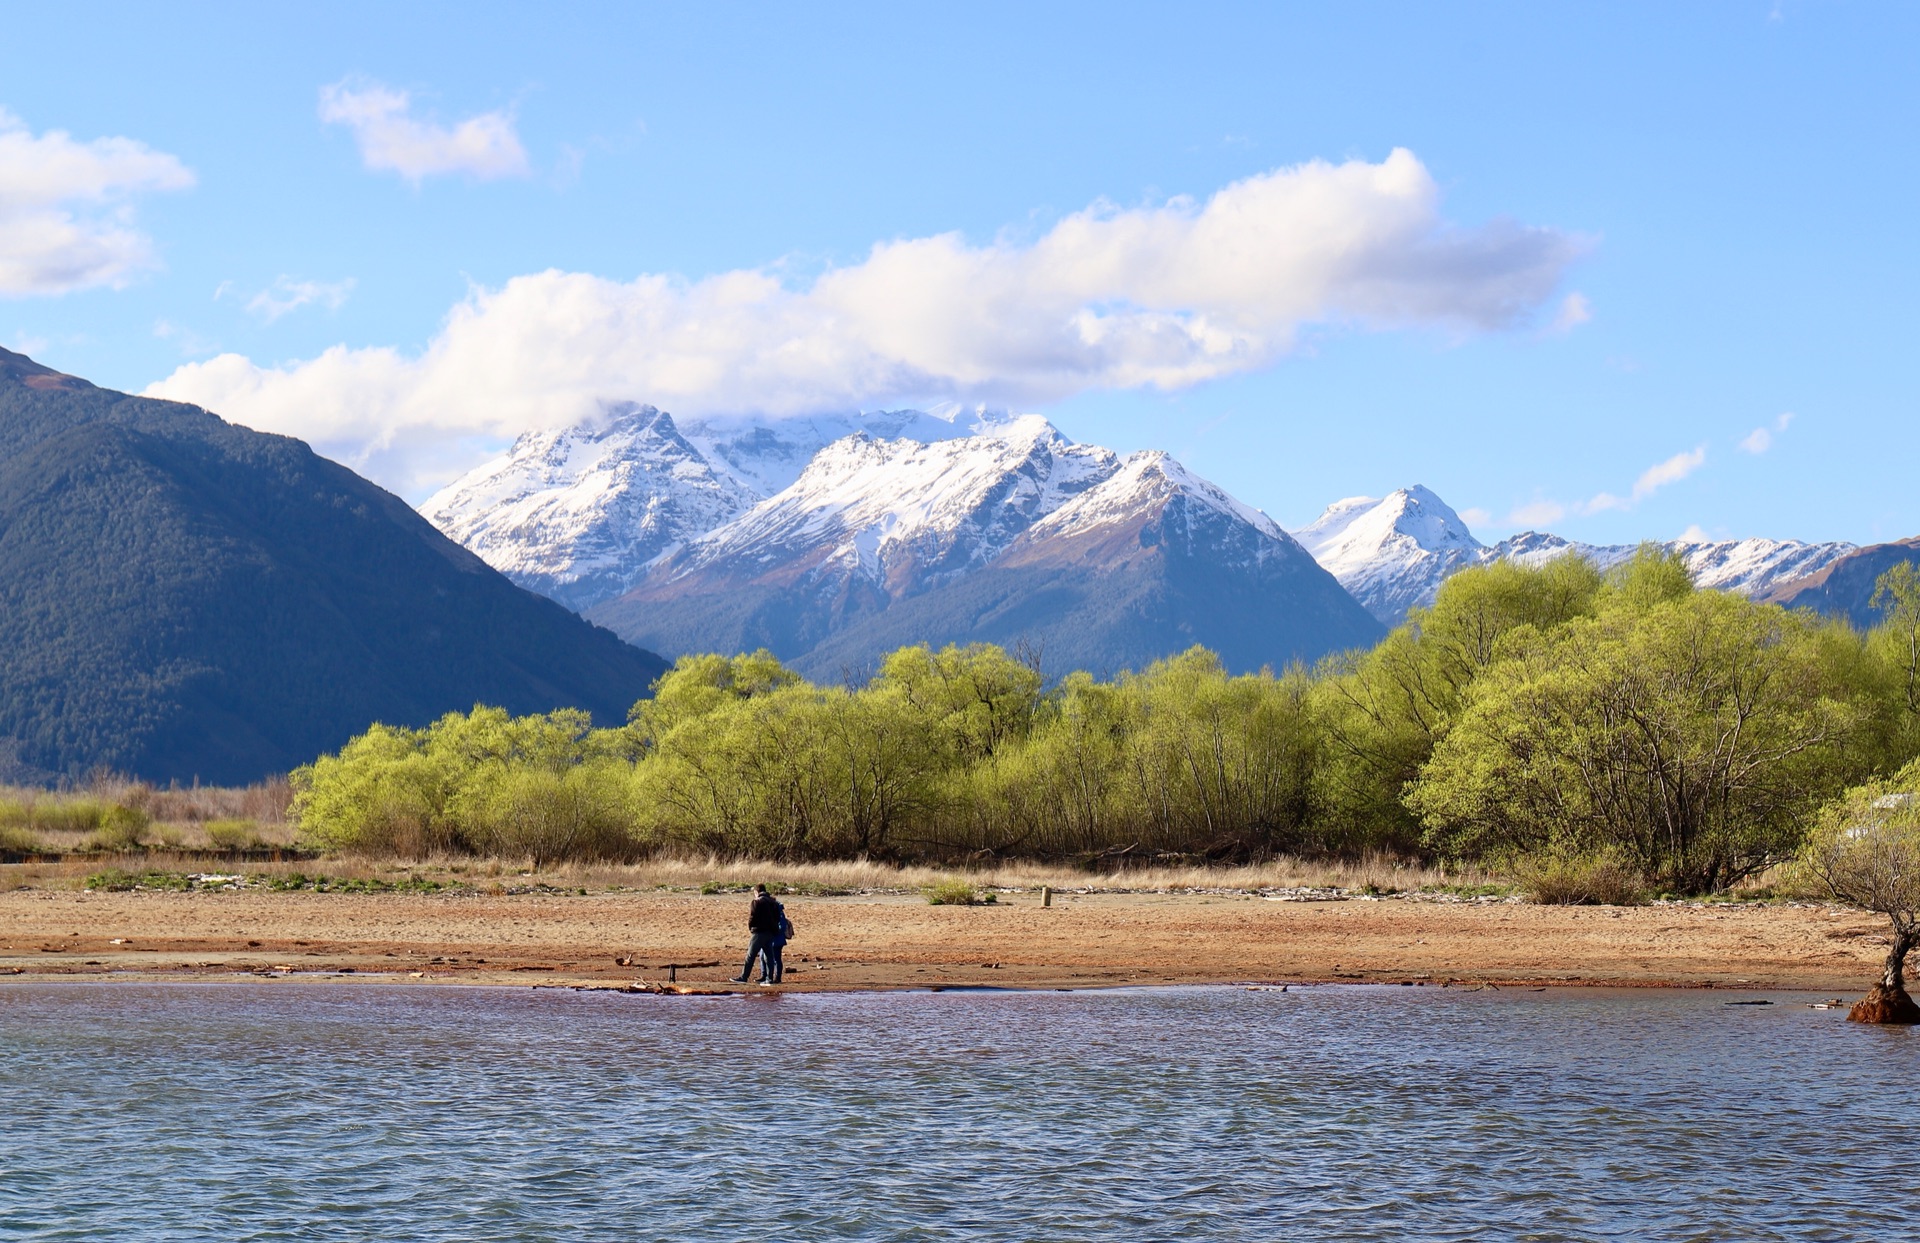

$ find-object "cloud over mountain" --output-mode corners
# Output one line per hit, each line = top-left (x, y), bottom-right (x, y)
(145, 149), (1586, 496)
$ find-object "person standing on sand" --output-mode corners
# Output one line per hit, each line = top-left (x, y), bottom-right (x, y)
(767, 902), (791, 985)
(730, 884), (784, 985)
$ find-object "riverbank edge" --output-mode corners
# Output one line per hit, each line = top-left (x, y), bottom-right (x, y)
(1, 887), (1887, 997)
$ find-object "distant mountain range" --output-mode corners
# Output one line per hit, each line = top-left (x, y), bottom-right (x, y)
(5, 337), (1903, 787)
(423, 404), (978, 612)
(429, 407), (1895, 672)
(0, 347), (666, 785)
(432, 405), (1382, 677)
(1294, 486), (1859, 624)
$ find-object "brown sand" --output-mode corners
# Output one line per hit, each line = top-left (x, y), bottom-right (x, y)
(0, 887), (1892, 995)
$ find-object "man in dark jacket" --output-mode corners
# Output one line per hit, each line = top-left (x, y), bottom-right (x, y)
(729, 884), (784, 985)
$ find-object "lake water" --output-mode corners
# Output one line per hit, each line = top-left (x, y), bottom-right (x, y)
(1, 982), (1913, 1241)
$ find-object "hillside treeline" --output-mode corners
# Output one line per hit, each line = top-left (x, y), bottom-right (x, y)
(292, 550), (1920, 893)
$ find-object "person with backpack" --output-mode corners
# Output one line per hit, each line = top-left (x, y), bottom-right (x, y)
(767, 904), (793, 985)
(729, 884), (785, 985)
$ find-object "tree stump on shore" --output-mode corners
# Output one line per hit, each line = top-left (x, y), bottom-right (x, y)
(1847, 982), (1920, 1025)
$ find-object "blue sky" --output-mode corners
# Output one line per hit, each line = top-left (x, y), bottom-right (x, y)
(2, 2), (1914, 543)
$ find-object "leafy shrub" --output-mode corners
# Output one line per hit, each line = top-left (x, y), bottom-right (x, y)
(0, 800), (27, 829)
(263, 871), (445, 894)
(460, 762), (636, 867)
(1511, 846), (1647, 906)
(925, 879), (994, 906)
(84, 868), (191, 891)
(205, 819), (265, 852)
(79, 805), (152, 853)
(31, 799), (111, 835)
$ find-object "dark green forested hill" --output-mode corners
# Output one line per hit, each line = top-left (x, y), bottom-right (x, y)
(0, 347), (667, 784)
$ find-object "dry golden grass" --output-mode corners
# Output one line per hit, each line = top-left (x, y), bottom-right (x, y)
(0, 770), (1479, 895)
(1, 777), (296, 861)
(314, 848), (1480, 894)
(1, 845), (1486, 896)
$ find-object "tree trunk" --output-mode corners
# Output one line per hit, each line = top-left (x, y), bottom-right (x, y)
(1848, 928), (1920, 1025)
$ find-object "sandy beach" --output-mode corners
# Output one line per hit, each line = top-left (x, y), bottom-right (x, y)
(0, 887), (1890, 994)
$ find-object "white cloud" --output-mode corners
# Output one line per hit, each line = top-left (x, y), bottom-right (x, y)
(1582, 445), (1707, 513)
(1547, 291), (1591, 334)
(1458, 506), (1493, 529)
(0, 108), (194, 297)
(1739, 411), (1793, 454)
(1628, 445), (1707, 501)
(1507, 445), (1708, 527)
(145, 148), (1586, 495)
(319, 79), (529, 183)
(1677, 524), (1712, 542)
(244, 276), (356, 323)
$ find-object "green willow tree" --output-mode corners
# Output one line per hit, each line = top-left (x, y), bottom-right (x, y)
(288, 562), (1920, 889)
(1310, 554), (1605, 849)
(1804, 757), (1920, 1023)
(1408, 558), (1863, 891)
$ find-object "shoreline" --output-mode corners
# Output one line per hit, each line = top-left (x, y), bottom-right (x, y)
(0, 886), (1889, 997)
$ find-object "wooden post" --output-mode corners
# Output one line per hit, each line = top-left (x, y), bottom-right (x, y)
(1040, 885), (1052, 908)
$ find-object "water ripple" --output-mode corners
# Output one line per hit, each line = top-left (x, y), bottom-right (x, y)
(1, 983), (1912, 1240)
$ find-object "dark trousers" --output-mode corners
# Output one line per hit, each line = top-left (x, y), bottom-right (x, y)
(765, 941), (784, 983)
(742, 931), (777, 982)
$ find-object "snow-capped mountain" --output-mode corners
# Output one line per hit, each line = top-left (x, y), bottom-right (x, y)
(421, 404), (760, 610)
(796, 448), (1381, 679)
(1010, 451), (1290, 565)
(422, 396), (1864, 673)
(676, 404), (991, 497)
(1293, 488), (1857, 624)
(423, 403), (1002, 611)
(585, 423), (1381, 676)
(1489, 530), (1857, 595)
(633, 415), (1119, 599)
(1291, 486), (1486, 625)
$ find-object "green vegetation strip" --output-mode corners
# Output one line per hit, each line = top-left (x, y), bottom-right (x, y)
(285, 553), (1920, 908)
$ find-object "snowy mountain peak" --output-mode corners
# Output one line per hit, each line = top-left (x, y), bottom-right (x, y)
(1297, 485), (1860, 626)
(1295, 485), (1482, 565)
(422, 403), (1073, 611)
(420, 402), (759, 610)
(1292, 486), (1488, 625)
(1027, 451), (1291, 549)
(649, 417), (1120, 595)
(676, 407), (992, 497)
